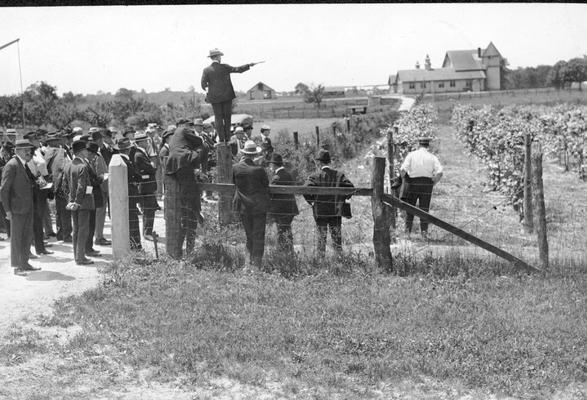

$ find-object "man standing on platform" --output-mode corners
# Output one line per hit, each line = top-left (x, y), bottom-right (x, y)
(232, 140), (270, 268)
(399, 137), (443, 239)
(201, 48), (258, 142)
(133, 132), (160, 241)
(1, 139), (41, 274)
(164, 119), (207, 259)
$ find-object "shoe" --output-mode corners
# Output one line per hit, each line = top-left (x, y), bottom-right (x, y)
(86, 250), (101, 257)
(37, 250), (54, 255)
(44, 243), (53, 248)
(95, 238), (111, 246)
(76, 259), (94, 265)
(63, 236), (72, 243)
(13, 268), (27, 276)
(21, 263), (41, 271)
(143, 234), (154, 242)
(28, 253), (38, 259)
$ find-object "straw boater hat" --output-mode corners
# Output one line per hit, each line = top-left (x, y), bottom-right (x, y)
(418, 136), (433, 144)
(208, 48), (224, 58)
(116, 137), (132, 151)
(193, 118), (204, 126)
(241, 140), (261, 155)
(14, 139), (35, 149)
(134, 132), (149, 142)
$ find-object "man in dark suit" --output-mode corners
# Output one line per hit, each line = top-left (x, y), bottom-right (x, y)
(84, 142), (106, 256)
(304, 149), (354, 258)
(1, 139), (41, 274)
(65, 140), (95, 265)
(53, 131), (73, 242)
(116, 137), (143, 250)
(133, 132), (160, 241)
(267, 153), (299, 255)
(232, 140), (270, 268)
(201, 48), (257, 142)
(164, 119), (207, 259)
(92, 130), (113, 246)
(0, 141), (15, 239)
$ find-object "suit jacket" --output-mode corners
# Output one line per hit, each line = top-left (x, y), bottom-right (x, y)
(269, 168), (299, 217)
(66, 157), (95, 210)
(85, 158), (105, 209)
(232, 158), (270, 214)
(165, 128), (206, 196)
(304, 166), (354, 218)
(100, 143), (118, 168)
(0, 156), (34, 215)
(133, 146), (157, 195)
(51, 148), (71, 198)
(119, 154), (141, 204)
(201, 62), (250, 104)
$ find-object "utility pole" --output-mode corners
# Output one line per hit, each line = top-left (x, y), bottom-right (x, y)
(0, 39), (25, 128)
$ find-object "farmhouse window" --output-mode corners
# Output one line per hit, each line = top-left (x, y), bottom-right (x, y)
(420, 82), (426, 89)
(438, 82), (445, 88)
(450, 80), (456, 87)
(465, 80), (472, 88)
(409, 82), (415, 89)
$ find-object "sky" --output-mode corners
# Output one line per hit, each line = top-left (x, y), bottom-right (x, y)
(1, 3), (586, 96)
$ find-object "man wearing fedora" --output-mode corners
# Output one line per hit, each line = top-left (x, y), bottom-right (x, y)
(116, 137), (143, 250)
(201, 48), (257, 143)
(267, 153), (299, 255)
(64, 140), (95, 265)
(400, 136), (443, 239)
(232, 140), (270, 268)
(304, 149), (354, 258)
(53, 131), (74, 242)
(1, 139), (41, 274)
(133, 132), (160, 241)
(84, 141), (106, 256)
(164, 119), (207, 259)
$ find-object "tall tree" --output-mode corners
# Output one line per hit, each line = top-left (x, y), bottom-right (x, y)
(563, 57), (587, 90)
(547, 60), (568, 89)
(303, 84), (325, 109)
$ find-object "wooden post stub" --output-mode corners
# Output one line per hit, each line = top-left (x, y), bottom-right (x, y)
(293, 131), (299, 150)
(523, 132), (534, 233)
(108, 154), (131, 260)
(531, 149), (549, 270)
(387, 128), (397, 231)
(371, 157), (393, 272)
(216, 142), (234, 225)
(315, 126), (320, 147)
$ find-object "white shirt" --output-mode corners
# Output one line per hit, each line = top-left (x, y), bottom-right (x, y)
(400, 147), (443, 179)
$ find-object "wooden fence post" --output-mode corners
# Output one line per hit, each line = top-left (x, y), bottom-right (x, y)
(315, 126), (320, 147)
(532, 146), (549, 270)
(293, 131), (299, 149)
(387, 127), (397, 230)
(216, 142), (234, 225)
(371, 157), (393, 272)
(108, 154), (130, 260)
(524, 132), (534, 233)
(346, 117), (351, 133)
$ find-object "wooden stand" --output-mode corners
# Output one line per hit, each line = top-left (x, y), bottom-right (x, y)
(371, 157), (393, 272)
(216, 142), (235, 225)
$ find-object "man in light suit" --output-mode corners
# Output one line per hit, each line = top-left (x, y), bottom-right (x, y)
(201, 48), (257, 142)
(65, 140), (95, 265)
(0, 139), (40, 275)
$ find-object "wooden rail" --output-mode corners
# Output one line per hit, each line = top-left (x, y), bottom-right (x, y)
(382, 194), (540, 273)
(198, 182), (373, 196)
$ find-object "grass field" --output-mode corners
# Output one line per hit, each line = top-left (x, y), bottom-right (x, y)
(1, 104), (586, 399)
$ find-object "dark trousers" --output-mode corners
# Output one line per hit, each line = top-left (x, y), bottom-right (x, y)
(241, 211), (267, 266)
(315, 216), (342, 256)
(32, 197), (46, 254)
(404, 177), (434, 233)
(273, 215), (294, 255)
(212, 100), (233, 142)
(55, 195), (72, 240)
(140, 193), (159, 236)
(10, 212), (33, 267)
(129, 202), (141, 250)
(0, 201), (9, 236)
(72, 209), (90, 263)
(86, 209), (96, 251)
(164, 175), (199, 259)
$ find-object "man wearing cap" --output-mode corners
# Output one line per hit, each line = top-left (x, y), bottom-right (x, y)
(232, 140), (270, 268)
(164, 119), (207, 258)
(0, 139), (41, 274)
(304, 149), (354, 257)
(267, 153), (299, 255)
(201, 49), (257, 142)
(116, 137), (143, 250)
(133, 132), (160, 241)
(64, 140), (95, 265)
(400, 137), (443, 239)
(254, 125), (272, 148)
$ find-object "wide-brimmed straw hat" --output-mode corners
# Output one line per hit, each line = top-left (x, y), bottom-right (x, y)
(241, 140), (261, 155)
(208, 48), (224, 58)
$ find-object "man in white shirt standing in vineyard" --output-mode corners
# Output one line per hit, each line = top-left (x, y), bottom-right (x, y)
(400, 136), (443, 239)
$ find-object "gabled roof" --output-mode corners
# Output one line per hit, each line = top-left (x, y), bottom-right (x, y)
(247, 81), (274, 92)
(482, 42), (501, 58)
(395, 68), (486, 83)
(442, 50), (483, 71)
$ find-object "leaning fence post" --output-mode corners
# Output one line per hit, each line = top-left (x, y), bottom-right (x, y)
(523, 132), (534, 233)
(108, 154), (130, 260)
(531, 145), (549, 270)
(371, 157), (393, 272)
(315, 126), (320, 147)
(216, 142), (234, 225)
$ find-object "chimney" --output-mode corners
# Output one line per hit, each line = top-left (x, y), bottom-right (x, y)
(425, 54), (431, 71)
(477, 47), (482, 58)
(415, 61), (420, 69)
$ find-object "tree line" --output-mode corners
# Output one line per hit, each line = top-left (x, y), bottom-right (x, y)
(503, 56), (587, 90)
